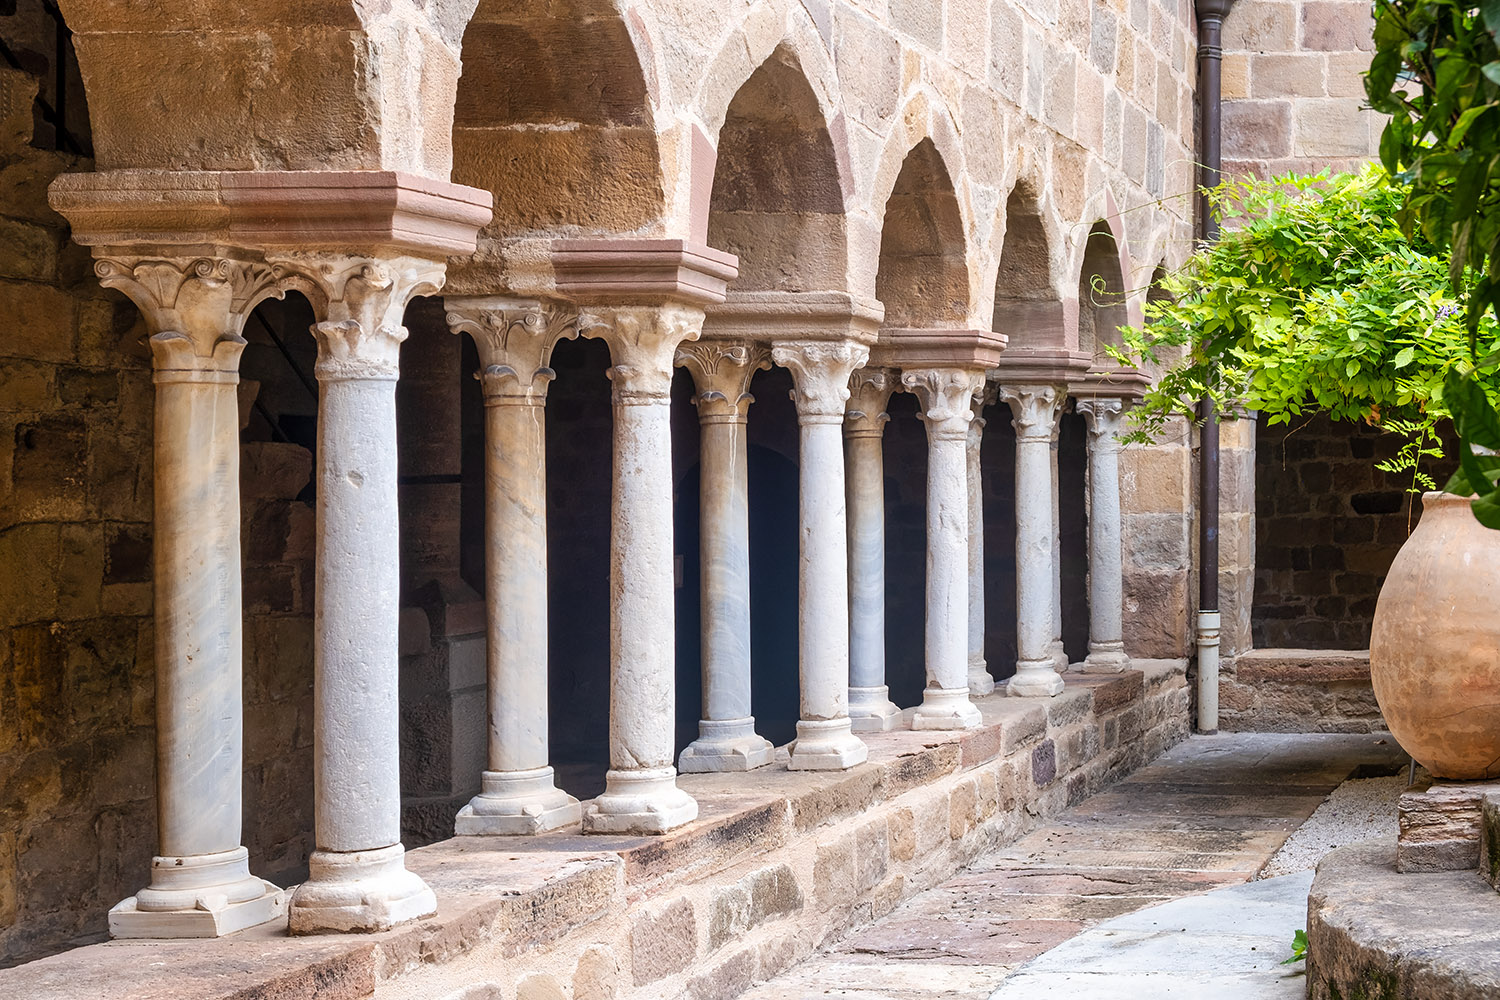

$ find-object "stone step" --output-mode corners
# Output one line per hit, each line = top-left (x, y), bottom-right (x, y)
(1396, 776), (1500, 872)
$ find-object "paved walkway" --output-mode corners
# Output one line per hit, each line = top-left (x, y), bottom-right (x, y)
(737, 732), (1404, 1000)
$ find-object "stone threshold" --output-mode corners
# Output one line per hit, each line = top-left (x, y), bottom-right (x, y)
(0, 664), (1187, 1000)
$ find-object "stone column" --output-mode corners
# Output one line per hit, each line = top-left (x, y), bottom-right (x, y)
(1000, 384), (1067, 697)
(1049, 411), (1068, 672)
(1077, 398), (1131, 672)
(905, 368), (986, 730)
(772, 342), (871, 770)
(282, 256), (444, 934)
(96, 256), (286, 938)
(444, 298), (583, 833)
(966, 381), (996, 696)
(580, 305), (702, 832)
(844, 368), (902, 732)
(676, 342), (775, 772)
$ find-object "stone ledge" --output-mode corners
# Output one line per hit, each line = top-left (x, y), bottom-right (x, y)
(1397, 777), (1500, 873)
(0, 668), (1187, 1000)
(1307, 839), (1500, 999)
(1236, 648), (1370, 684)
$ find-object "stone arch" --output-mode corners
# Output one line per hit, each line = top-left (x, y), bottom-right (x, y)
(873, 137), (970, 328)
(450, 0), (666, 251)
(1077, 221), (1130, 364)
(991, 179), (1066, 348)
(706, 46), (850, 292)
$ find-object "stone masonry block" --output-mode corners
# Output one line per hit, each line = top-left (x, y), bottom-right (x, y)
(1032, 739), (1057, 786)
(1293, 99), (1376, 158)
(1301, 1), (1375, 52)
(813, 834), (857, 908)
(1250, 53), (1327, 99)
(630, 898), (697, 986)
(888, 807), (916, 862)
(1222, 100), (1293, 160)
(572, 944), (620, 1000)
(1224, 0), (1296, 50)
(1398, 781), (1500, 873)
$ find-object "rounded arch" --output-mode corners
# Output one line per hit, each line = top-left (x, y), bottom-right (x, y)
(706, 44), (851, 292)
(991, 177), (1066, 348)
(450, 0), (667, 243)
(874, 136), (970, 328)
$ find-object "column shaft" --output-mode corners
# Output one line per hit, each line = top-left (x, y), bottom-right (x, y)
(1050, 419), (1068, 672)
(1079, 398), (1130, 672)
(845, 370), (901, 731)
(447, 300), (581, 835)
(966, 388), (994, 696)
(907, 369), (984, 730)
(1001, 385), (1066, 697)
(773, 342), (870, 769)
(96, 256), (284, 939)
(677, 343), (773, 771)
(581, 305), (699, 832)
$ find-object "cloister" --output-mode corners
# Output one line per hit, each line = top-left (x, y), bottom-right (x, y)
(0, 0), (1412, 997)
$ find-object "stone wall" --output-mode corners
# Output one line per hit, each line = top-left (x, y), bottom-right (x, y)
(1220, 0), (1382, 176)
(1253, 413), (1456, 651)
(1220, 648), (1384, 734)
(1121, 417), (1195, 659)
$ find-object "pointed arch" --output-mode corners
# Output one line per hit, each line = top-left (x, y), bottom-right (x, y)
(991, 179), (1065, 348)
(874, 137), (970, 328)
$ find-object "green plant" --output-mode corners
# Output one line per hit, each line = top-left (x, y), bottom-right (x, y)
(1108, 165), (1500, 490)
(1282, 928), (1309, 965)
(1368, 0), (1500, 524)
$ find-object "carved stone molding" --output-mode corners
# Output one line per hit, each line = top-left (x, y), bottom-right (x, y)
(1077, 396), (1128, 446)
(844, 367), (898, 438)
(771, 341), (871, 423)
(268, 254), (446, 381)
(94, 256), (294, 378)
(675, 341), (770, 422)
(580, 303), (706, 403)
(903, 368), (985, 441)
(446, 298), (580, 404)
(998, 383), (1066, 441)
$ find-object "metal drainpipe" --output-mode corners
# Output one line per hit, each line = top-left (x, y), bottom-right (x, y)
(1194, 0), (1235, 734)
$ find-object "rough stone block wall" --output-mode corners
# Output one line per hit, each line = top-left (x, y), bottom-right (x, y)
(1220, 648), (1385, 733)
(1121, 417), (1194, 659)
(1220, 0), (1382, 177)
(1253, 413), (1456, 650)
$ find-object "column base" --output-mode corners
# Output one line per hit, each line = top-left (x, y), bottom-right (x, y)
(110, 846), (287, 938)
(288, 844), (437, 935)
(967, 654), (995, 696)
(1007, 660), (1065, 698)
(109, 882), (286, 939)
(1049, 639), (1070, 673)
(848, 685), (903, 733)
(455, 766), (582, 836)
(582, 767), (698, 834)
(678, 718), (774, 773)
(788, 718), (868, 771)
(912, 685), (984, 730)
(1082, 643), (1130, 674)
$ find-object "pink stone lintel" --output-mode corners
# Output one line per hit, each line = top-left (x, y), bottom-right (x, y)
(551, 239), (740, 308)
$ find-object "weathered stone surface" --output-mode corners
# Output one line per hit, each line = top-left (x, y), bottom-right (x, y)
(1397, 779), (1500, 873)
(572, 944), (620, 1000)
(630, 898), (698, 986)
(1308, 840), (1500, 1000)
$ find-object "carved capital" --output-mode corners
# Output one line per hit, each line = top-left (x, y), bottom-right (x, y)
(676, 341), (770, 422)
(446, 297), (579, 404)
(268, 254), (446, 381)
(771, 341), (870, 423)
(844, 367), (898, 438)
(998, 383), (1066, 441)
(903, 368), (985, 441)
(581, 303), (705, 403)
(1077, 397), (1128, 447)
(94, 256), (294, 380)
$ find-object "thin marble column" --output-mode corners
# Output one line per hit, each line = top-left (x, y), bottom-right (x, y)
(445, 298), (583, 833)
(676, 342), (775, 772)
(844, 368), (903, 732)
(580, 305), (701, 832)
(1000, 384), (1067, 697)
(966, 381), (997, 696)
(772, 341), (871, 769)
(1078, 398), (1131, 672)
(286, 256), (443, 934)
(1049, 411), (1068, 672)
(97, 256), (286, 938)
(905, 368), (985, 730)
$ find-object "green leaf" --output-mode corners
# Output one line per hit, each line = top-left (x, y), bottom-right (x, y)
(1394, 346), (1417, 368)
(1281, 929), (1308, 965)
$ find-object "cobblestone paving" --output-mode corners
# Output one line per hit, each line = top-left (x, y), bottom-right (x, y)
(737, 732), (1405, 999)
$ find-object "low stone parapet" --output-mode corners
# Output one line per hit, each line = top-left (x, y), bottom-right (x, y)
(0, 665), (1188, 1000)
(1219, 648), (1384, 734)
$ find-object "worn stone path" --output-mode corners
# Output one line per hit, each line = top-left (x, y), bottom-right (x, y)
(736, 732), (1404, 999)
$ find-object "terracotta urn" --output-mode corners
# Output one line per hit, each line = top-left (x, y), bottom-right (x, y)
(1370, 492), (1500, 779)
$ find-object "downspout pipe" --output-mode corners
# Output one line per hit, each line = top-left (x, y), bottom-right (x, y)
(1194, 0), (1235, 734)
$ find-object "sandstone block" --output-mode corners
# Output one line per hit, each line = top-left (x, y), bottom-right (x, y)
(888, 807), (916, 862)
(515, 974), (566, 1000)
(241, 441), (314, 500)
(630, 898), (697, 986)
(1250, 53), (1327, 99)
(1481, 794), (1500, 891)
(1301, 1), (1375, 52)
(813, 834), (856, 908)
(949, 778), (977, 840)
(1222, 100), (1292, 159)
(572, 944), (619, 1000)
(687, 948), (755, 1000)
(1032, 739), (1057, 786)
(854, 819), (888, 892)
(1397, 780), (1500, 873)
(1224, 0), (1296, 50)
(1293, 100), (1376, 158)
(746, 863), (802, 925)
